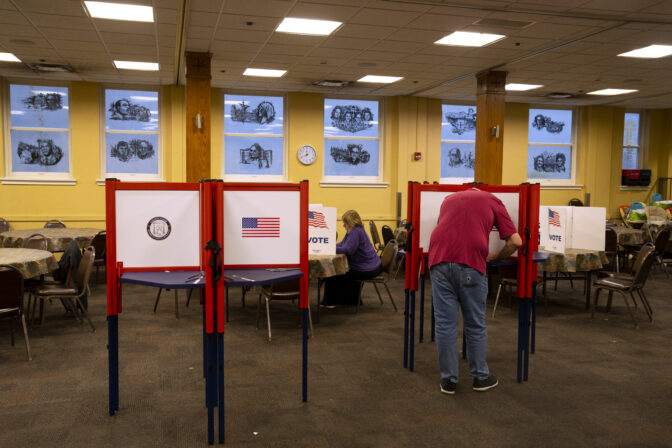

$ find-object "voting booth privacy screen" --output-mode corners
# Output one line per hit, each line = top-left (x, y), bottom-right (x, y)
(539, 206), (606, 252)
(308, 206), (336, 255)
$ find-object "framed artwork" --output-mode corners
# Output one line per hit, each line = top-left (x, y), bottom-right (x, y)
(222, 94), (285, 181)
(3, 83), (71, 184)
(102, 88), (160, 179)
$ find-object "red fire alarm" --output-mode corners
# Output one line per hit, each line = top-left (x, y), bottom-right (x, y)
(413, 152), (422, 161)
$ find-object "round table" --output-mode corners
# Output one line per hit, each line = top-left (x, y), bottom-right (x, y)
(0, 228), (102, 252)
(0, 248), (58, 278)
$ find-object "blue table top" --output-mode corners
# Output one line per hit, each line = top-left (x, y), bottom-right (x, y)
(120, 268), (303, 288)
(486, 251), (549, 267)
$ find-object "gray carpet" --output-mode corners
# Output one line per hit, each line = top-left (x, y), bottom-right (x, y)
(1, 272), (670, 447)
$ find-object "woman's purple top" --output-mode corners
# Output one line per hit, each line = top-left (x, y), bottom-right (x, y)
(336, 225), (382, 272)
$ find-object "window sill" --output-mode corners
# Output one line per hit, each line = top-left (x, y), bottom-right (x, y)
(1, 177), (77, 186)
(320, 181), (389, 188)
(96, 178), (166, 186)
(619, 186), (649, 191)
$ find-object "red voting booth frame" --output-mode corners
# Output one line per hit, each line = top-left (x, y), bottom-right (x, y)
(401, 182), (540, 382)
(105, 179), (310, 445)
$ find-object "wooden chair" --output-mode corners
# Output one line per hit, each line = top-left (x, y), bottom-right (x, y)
(0, 265), (32, 360)
(358, 240), (398, 312)
(257, 278), (313, 342)
(369, 220), (384, 254)
(28, 246), (95, 332)
(592, 245), (656, 328)
(44, 219), (66, 228)
(0, 217), (9, 233)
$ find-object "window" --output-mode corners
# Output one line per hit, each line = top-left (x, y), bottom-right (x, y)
(527, 108), (575, 183)
(102, 88), (160, 180)
(322, 98), (381, 185)
(622, 112), (640, 170)
(223, 94), (285, 181)
(440, 104), (476, 184)
(3, 83), (72, 184)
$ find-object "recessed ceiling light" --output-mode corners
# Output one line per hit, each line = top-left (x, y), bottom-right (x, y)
(506, 83), (543, 91)
(618, 45), (672, 59)
(84, 1), (154, 22)
(587, 88), (638, 96)
(358, 75), (403, 84)
(435, 31), (505, 47)
(243, 68), (287, 77)
(276, 17), (342, 36)
(0, 52), (21, 62)
(114, 60), (159, 71)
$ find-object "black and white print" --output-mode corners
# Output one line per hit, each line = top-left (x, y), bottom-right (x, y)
(108, 99), (151, 122)
(16, 139), (64, 166)
(230, 101), (276, 124)
(330, 144), (370, 165)
(22, 93), (63, 111)
(531, 114), (565, 134)
(445, 108), (476, 135)
(533, 151), (567, 173)
(110, 139), (155, 162)
(239, 143), (273, 169)
(446, 146), (475, 169)
(330, 105), (374, 134)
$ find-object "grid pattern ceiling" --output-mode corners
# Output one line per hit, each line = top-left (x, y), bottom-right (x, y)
(0, 0), (671, 108)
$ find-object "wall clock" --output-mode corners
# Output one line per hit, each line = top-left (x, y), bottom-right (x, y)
(297, 145), (317, 165)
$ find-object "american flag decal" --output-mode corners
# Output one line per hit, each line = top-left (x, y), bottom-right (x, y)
(242, 217), (280, 237)
(308, 211), (328, 229)
(548, 209), (561, 227)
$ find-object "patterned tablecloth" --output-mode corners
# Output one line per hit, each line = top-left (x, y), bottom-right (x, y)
(611, 226), (645, 246)
(0, 228), (102, 252)
(538, 247), (608, 273)
(308, 253), (349, 278)
(0, 248), (58, 279)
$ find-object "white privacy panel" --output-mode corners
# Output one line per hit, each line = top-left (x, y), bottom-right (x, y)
(223, 190), (300, 265)
(115, 190), (200, 268)
(419, 190), (519, 255)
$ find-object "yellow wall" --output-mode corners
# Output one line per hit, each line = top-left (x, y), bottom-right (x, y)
(2, 78), (671, 232)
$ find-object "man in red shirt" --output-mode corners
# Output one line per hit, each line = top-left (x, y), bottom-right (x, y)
(428, 189), (522, 395)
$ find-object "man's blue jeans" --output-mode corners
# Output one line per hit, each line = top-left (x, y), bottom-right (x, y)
(430, 262), (489, 383)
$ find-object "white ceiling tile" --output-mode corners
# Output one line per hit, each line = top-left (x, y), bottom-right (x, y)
(94, 20), (155, 35)
(49, 39), (107, 52)
(18, 0), (85, 15)
(39, 28), (99, 42)
(27, 13), (92, 30)
(405, 13), (479, 32)
(369, 40), (428, 54)
(214, 28), (271, 43)
(268, 33), (324, 47)
(319, 36), (376, 50)
(189, 11), (221, 28)
(216, 14), (281, 32)
(190, 0), (224, 13)
(156, 8), (178, 25)
(0, 10), (31, 25)
(187, 26), (215, 40)
(222, 0), (294, 17)
(386, 28), (448, 44)
(349, 8), (422, 27)
(100, 32), (157, 46)
(286, 2), (361, 21)
(333, 23), (396, 39)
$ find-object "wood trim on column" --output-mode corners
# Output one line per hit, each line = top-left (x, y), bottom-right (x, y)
(185, 52), (212, 182)
(475, 70), (506, 185)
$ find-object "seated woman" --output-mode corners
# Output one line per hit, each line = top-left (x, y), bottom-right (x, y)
(323, 210), (383, 307)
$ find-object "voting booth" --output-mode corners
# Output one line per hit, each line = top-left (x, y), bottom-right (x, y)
(539, 206), (606, 253)
(105, 180), (310, 445)
(308, 206), (337, 255)
(402, 182), (540, 382)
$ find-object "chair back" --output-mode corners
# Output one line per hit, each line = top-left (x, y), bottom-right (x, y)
(74, 246), (95, 291)
(0, 265), (24, 311)
(632, 250), (657, 287)
(651, 193), (663, 203)
(264, 278), (300, 300)
(568, 198), (584, 206)
(91, 231), (106, 261)
(653, 228), (671, 254)
(380, 241), (399, 274)
(605, 228), (618, 252)
(630, 244), (654, 278)
(0, 217), (9, 233)
(381, 225), (395, 246)
(369, 220), (382, 248)
(23, 233), (48, 251)
(44, 219), (66, 228)
(499, 263), (517, 280)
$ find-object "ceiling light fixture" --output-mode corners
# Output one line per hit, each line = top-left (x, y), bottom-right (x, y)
(276, 17), (342, 36)
(587, 88), (638, 96)
(243, 68), (287, 77)
(0, 52), (21, 62)
(84, 1), (154, 22)
(313, 80), (349, 87)
(618, 45), (672, 59)
(114, 60), (159, 71)
(358, 75), (403, 83)
(435, 31), (505, 47)
(506, 83), (543, 91)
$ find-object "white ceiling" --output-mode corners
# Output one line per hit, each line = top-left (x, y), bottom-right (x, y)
(1, 0), (672, 108)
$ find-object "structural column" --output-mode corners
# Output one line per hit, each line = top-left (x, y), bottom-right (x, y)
(185, 52), (212, 182)
(474, 70), (507, 185)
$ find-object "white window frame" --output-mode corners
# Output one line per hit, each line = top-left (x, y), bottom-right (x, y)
(439, 103), (476, 185)
(321, 96), (386, 188)
(222, 92), (287, 183)
(98, 85), (163, 183)
(2, 80), (74, 185)
(526, 106), (580, 188)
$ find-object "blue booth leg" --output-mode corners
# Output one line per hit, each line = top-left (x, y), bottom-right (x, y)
(302, 308), (308, 402)
(419, 274), (425, 343)
(409, 291), (416, 372)
(403, 289), (409, 368)
(107, 315), (119, 416)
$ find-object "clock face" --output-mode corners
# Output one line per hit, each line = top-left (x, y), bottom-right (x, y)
(297, 145), (316, 165)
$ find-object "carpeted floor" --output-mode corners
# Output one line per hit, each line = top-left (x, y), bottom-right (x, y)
(1, 271), (671, 447)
